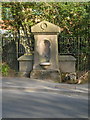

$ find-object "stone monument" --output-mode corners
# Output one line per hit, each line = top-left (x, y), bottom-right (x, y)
(30, 21), (62, 82)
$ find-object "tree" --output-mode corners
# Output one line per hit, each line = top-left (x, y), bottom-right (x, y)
(2, 2), (89, 36)
(2, 2), (90, 71)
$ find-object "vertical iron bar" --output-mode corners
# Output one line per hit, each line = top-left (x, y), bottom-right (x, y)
(77, 36), (80, 79)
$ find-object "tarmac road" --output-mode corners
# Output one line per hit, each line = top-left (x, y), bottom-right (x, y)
(0, 77), (89, 118)
(2, 88), (88, 118)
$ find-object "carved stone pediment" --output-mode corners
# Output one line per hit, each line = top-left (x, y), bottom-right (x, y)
(31, 21), (62, 33)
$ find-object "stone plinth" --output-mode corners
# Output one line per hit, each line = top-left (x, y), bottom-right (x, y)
(18, 55), (33, 77)
(58, 55), (76, 82)
(59, 55), (76, 73)
(30, 69), (61, 82)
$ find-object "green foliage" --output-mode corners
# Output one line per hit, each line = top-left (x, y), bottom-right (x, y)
(0, 63), (10, 76)
(1, 2), (90, 71)
(2, 2), (89, 37)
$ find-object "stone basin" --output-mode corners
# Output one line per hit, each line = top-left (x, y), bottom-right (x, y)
(40, 62), (51, 69)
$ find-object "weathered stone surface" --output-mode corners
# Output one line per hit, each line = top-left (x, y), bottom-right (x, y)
(30, 21), (61, 82)
(58, 55), (76, 83)
(31, 20), (62, 33)
(18, 55), (33, 77)
(59, 55), (76, 73)
(33, 35), (59, 70)
(18, 54), (33, 61)
(30, 70), (61, 82)
(30, 21), (61, 81)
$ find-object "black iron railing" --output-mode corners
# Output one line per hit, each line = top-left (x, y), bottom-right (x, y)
(1, 36), (90, 74)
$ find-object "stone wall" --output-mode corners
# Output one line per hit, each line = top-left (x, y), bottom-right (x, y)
(58, 55), (76, 73)
(58, 55), (77, 83)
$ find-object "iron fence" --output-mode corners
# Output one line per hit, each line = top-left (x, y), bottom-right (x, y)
(58, 36), (89, 72)
(1, 36), (90, 76)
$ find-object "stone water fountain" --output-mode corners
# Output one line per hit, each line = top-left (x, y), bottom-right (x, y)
(30, 21), (62, 82)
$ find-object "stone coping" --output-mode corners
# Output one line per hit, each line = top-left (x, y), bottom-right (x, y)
(58, 55), (76, 61)
(18, 55), (34, 61)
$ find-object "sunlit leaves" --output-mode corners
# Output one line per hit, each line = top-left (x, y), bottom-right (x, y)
(2, 2), (89, 37)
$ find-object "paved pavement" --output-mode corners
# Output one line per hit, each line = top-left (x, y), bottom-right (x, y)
(0, 77), (88, 96)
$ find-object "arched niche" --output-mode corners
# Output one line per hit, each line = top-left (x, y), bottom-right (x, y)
(43, 39), (51, 62)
